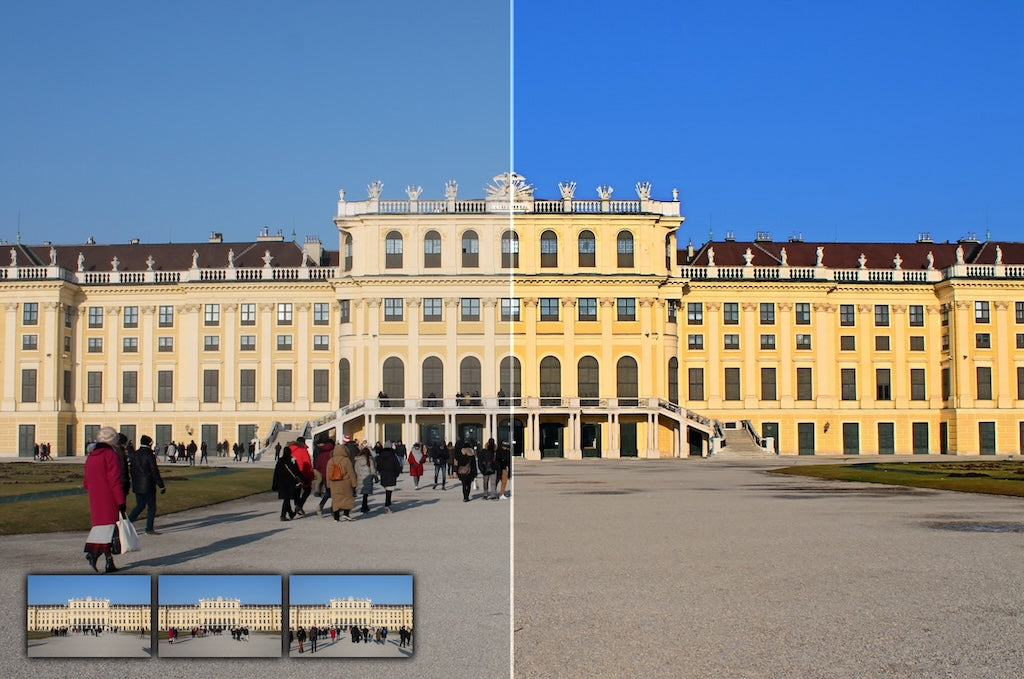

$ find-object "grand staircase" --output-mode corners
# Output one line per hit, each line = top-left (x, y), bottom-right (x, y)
(713, 425), (776, 459)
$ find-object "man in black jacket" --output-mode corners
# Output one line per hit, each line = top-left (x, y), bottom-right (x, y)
(127, 435), (166, 535)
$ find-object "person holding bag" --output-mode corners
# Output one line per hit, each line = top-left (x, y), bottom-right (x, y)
(271, 448), (302, 521)
(83, 426), (127, 573)
(326, 440), (358, 521)
(455, 445), (478, 502)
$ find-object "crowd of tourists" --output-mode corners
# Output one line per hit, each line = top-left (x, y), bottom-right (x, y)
(290, 624), (412, 653)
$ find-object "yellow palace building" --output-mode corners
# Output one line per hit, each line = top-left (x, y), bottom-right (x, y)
(157, 596), (280, 631)
(289, 597), (413, 631)
(27, 597), (149, 632)
(1, 172), (1022, 458)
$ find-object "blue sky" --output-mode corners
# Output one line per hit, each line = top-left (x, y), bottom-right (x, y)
(290, 575), (412, 605)
(158, 575), (280, 605)
(28, 575), (150, 605)
(2, 2), (1021, 249)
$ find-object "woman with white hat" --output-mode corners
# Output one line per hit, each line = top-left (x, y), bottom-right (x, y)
(83, 426), (128, 572)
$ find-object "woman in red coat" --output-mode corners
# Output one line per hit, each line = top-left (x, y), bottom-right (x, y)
(83, 426), (127, 573)
(407, 443), (426, 489)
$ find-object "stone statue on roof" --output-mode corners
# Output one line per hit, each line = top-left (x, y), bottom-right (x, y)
(9, 248), (16, 267)
(486, 172), (533, 201)
(779, 248), (788, 266)
(111, 256), (120, 272)
(596, 185), (613, 201)
(228, 248), (235, 268)
(926, 251), (934, 270)
(368, 180), (383, 200)
(262, 250), (273, 267)
(815, 246), (824, 267)
(405, 185), (423, 201)
(706, 247), (715, 267)
(77, 252), (85, 272)
(743, 248), (754, 266)
(955, 244), (964, 264)
(191, 250), (199, 269)
(995, 245), (1003, 265)
(893, 252), (902, 270)
(444, 180), (458, 201)
(558, 181), (576, 200)
(146, 255), (155, 271)
(49, 247), (57, 266)
(858, 253), (867, 269)
(635, 182), (652, 201)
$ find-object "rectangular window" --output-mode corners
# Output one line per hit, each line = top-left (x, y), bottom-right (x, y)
(760, 303), (775, 325)
(941, 334), (950, 351)
(158, 305), (174, 327)
(239, 369), (256, 403)
(240, 303), (256, 326)
(461, 298), (480, 321)
(123, 306), (139, 328)
(276, 335), (293, 351)
(313, 369), (330, 403)
(687, 334), (704, 350)
(840, 335), (856, 351)
(203, 369), (219, 403)
(976, 366), (992, 400)
(22, 334), (38, 351)
(723, 302), (739, 325)
(277, 303), (293, 325)
(909, 305), (924, 327)
(65, 306), (72, 328)
(64, 335), (71, 352)
(975, 300), (990, 323)
(539, 298), (560, 321)
(839, 304), (855, 327)
(795, 334), (812, 350)
(423, 298), (442, 321)
(23, 302), (39, 325)
(795, 303), (811, 325)
(941, 305), (950, 326)
(204, 304), (220, 326)
(878, 422), (895, 454)
(687, 302), (703, 325)
(876, 368), (892, 400)
(616, 298), (636, 321)
(841, 368), (857, 401)
(123, 337), (138, 353)
(723, 334), (740, 350)
(276, 369), (292, 402)
(1018, 367), (1024, 400)
(158, 337), (173, 352)
(21, 369), (37, 403)
(88, 306), (103, 328)
(942, 367), (951, 401)
(724, 367), (741, 401)
(875, 335), (890, 351)
(687, 367), (704, 401)
(797, 367), (813, 400)
(578, 298), (597, 321)
(157, 371), (173, 403)
(203, 335), (220, 351)
(760, 334), (776, 350)
(87, 371), (102, 403)
(667, 301), (677, 323)
(760, 367), (777, 401)
(383, 298), (404, 321)
(1016, 301), (1024, 324)
(122, 371), (137, 404)
(874, 305), (889, 327)
(63, 370), (71, 403)
(976, 333), (991, 349)
(313, 302), (330, 325)
(313, 334), (329, 351)
(240, 335), (256, 351)
(501, 298), (521, 322)
(910, 335), (925, 351)
(339, 300), (350, 323)
(1016, 333), (1024, 349)
(88, 337), (103, 353)
(911, 368), (926, 401)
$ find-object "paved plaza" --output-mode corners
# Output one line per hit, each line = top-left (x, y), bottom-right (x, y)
(288, 635), (412, 658)
(27, 632), (150, 658)
(159, 632), (280, 658)
(2, 463), (509, 679)
(514, 458), (1024, 678)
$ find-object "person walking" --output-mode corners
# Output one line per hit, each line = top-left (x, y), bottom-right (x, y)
(376, 440), (401, 514)
(429, 442), (446, 490)
(289, 437), (314, 515)
(309, 625), (318, 653)
(296, 626), (306, 653)
(353, 444), (377, 513)
(199, 440), (208, 465)
(83, 427), (127, 573)
(314, 437), (334, 515)
(407, 443), (425, 489)
(326, 439), (358, 521)
(274, 441), (282, 461)
(186, 439), (197, 467)
(271, 448), (302, 520)
(446, 441), (457, 479)
(496, 439), (511, 499)
(127, 435), (166, 535)
(455, 445), (478, 502)
(478, 438), (497, 499)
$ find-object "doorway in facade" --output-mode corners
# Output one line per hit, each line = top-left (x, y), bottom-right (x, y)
(458, 423), (484, 447)
(619, 422), (638, 457)
(498, 419), (525, 457)
(580, 423), (601, 458)
(539, 423), (564, 458)
(18, 424), (35, 458)
(419, 423), (446, 447)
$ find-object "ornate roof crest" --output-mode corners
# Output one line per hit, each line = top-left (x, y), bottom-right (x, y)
(485, 172), (534, 201)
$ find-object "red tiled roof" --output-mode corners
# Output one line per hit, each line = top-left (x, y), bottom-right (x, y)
(677, 240), (1017, 268)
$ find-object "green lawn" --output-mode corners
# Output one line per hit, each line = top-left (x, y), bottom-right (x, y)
(0, 462), (273, 535)
(769, 460), (1024, 497)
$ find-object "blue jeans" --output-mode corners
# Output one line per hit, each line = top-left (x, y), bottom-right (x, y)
(433, 463), (445, 486)
(128, 491), (157, 532)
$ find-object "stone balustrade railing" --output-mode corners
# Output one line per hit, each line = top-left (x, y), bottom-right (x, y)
(0, 265), (338, 286)
(678, 264), (1023, 282)
(337, 196), (678, 217)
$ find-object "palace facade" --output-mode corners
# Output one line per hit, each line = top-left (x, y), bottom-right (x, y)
(27, 596), (149, 631)
(1, 173), (1022, 457)
(289, 596), (413, 631)
(156, 596), (281, 631)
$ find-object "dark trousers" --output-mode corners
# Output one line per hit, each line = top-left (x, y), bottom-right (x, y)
(295, 485), (312, 511)
(461, 477), (473, 500)
(318, 487), (332, 510)
(280, 497), (295, 518)
(128, 491), (157, 532)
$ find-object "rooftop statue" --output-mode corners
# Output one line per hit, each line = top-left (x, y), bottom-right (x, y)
(893, 253), (902, 270)
(779, 248), (788, 266)
(444, 180), (458, 201)
(815, 246), (824, 267)
(338, 188), (345, 201)
(49, 247), (57, 266)
(77, 252), (85, 272)
(405, 185), (423, 201)
(706, 247), (715, 267)
(635, 181), (652, 201)
(111, 256), (120, 272)
(926, 251), (934, 270)
(486, 172), (533, 201)
(558, 181), (576, 200)
(995, 245), (1003, 265)
(596, 185), (613, 200)
(367, 180), (383, 200)
(262, 250), (273, 267)
(858, 253), (867, 269)
(955, 244), (965, 264)
(191, 250), (199, 269)
(228, 248), (235, 267)
(743, 248), (754, 266)
(9, 248), (16, 267)
(146, 255), (155, 271)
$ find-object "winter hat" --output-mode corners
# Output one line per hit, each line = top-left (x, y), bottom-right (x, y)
(342, 435), (352, 443)
(96, 427), (118, 445)
(139, 435), (153, 447)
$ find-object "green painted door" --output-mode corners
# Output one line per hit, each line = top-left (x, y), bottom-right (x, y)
(797, 423), (815, 455)
(620, 422), (637, 457)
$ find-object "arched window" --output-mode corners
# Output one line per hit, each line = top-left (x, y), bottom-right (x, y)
(459, 356), (481, 397)
(578, 356), (600, 405)
(499, 356), (521, 401)
(540, 230), (558, 268)
(501, 231), (519, 269)
(668, 357), (679, 405)
(382, 357), (405, 404)
(578, 230), (596, 267)
(539, 356), (561, 405)
(461, 230), (479, 268)
(339, 358), (351, 407)
(343, 233), (353, 272)
(616, 356), (639, 405)
(617, 231), (634, 268)
(424, 230), (441, 268)
(421, 356), (443, 405)
(385, 231), (403, 269)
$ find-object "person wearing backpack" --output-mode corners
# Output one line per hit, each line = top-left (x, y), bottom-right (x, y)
(477, 439), (497, 499)
(326, 440), (358, 521)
